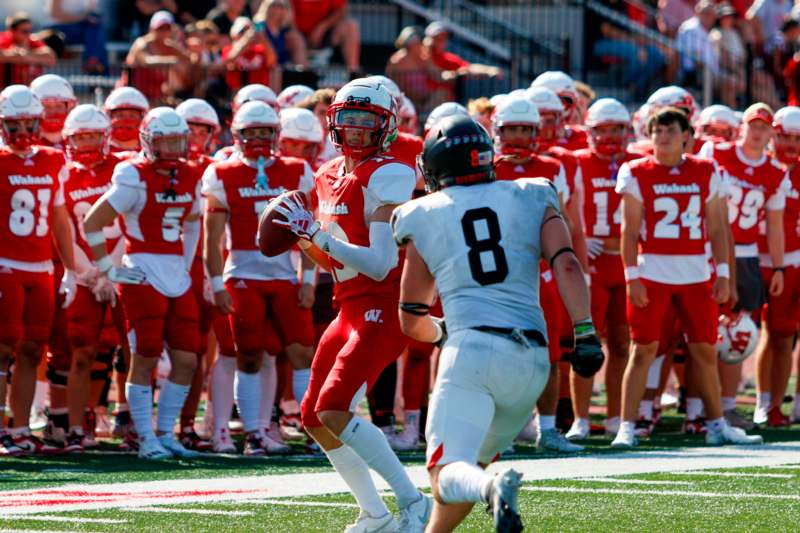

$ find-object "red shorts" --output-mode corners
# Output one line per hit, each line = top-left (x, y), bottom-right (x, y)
(0, 268), (54, 346)
(120, 284), (201, 357)
(67, 285), (126, 351)
(763, 266), (800, 337)
(226, 278), (314, 356)
(540, 269), (562, 363)
(627, 279), (717, 345)
(301, 297), (408, 427)
(590, 253), (627, 335)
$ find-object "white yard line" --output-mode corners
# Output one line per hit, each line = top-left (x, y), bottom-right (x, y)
(0, 515), (126, 524)
(244, 500), (360, 508)
(671, 471), (794, 479)
(573, 478), (695, 486)
(121, 507), (253, 516)
(523, 486), (800, 500)
(2, 441), (799, 515)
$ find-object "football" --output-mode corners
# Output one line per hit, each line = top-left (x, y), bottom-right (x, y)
(257, 190), (307, 257)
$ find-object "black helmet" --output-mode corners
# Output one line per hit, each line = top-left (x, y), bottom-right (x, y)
(419, 114), (494, 191)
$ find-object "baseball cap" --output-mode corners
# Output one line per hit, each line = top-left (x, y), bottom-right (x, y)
(150, 10), (174, 30)
(743, 103), (774, 124)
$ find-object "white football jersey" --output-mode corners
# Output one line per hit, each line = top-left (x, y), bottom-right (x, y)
(392, 178), (559, 338)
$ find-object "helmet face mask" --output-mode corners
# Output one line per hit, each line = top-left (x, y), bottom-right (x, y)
(328, 106), (388, 159)
(2, 117), (39, 151)
(774, 131), (800, 163)
(110, 108), (145, 143)
(187, 122), (214, 157)
(496, 124), (537, 157)
(589, 123), (628, 157)
(234, 125), (276, 159)
(701, 123), (736, 142)
(536, 111), (561, 147)
(279, 137), (319, 162)
(139, 107), (190, 171)
(40, 100), (72, 134)
(66, 131), (106, 166)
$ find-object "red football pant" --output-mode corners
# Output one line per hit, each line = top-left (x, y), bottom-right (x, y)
(301, 297), (408, 428)
(0, 268), (54, 346)
(590, 253), (627, 335)
(403, 340), (433, 411)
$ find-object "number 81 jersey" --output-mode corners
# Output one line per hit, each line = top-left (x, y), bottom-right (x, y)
(392, 178), (559, 336)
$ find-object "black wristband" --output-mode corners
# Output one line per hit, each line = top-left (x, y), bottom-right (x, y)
(773, 266), (786, 273)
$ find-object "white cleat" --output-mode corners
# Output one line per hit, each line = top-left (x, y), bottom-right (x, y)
(138, 437), (173, 460)
(389, 427), (419, 451)
(486, 468), (523, 533)
(610, 424), (638, 449)
(537, 428), (584, 452)
(261, 430), (291, 454)
(158, 433), (200, 458)
(565, 418), (590, 441)
(753, 405), (768, 426)
(212, 427), (237, 454)
(398, 492), (432, 533)
(344, 511), (399, 533)
(706, 424), (764, 446)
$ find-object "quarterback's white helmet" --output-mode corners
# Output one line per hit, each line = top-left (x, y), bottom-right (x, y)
(366, 75), (402, 100)
(139, 107), (189, 168)
(717, 313), (759, 365)
(328, 78), (397, 159)
(423, 102), (468, 135)
(232, 100), (280, 159)
(233, 84), (279, 112)
(63, 104), (110, 165)
(277, 84), (314, 109)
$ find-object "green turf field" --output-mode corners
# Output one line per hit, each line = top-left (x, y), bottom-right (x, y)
(3, 411), (800, 532)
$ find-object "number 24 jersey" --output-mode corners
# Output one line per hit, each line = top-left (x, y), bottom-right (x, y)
(392, 178), (559, 337)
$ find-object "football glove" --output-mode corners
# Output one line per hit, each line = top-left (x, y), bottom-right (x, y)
(59, 269), (78, 309)
(272, 195), (321, 240)
(571, 319), (604, 378)
(585, 237), (604, 260)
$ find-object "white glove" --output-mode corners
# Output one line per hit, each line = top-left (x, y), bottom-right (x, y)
(272, 195), (320, 240)
(585, 237), (605, 260)
(59, 269), (78, 309)
(203, 274), (215, 305)
(107, 265), (147, 285)
(91, 274), (117, 307)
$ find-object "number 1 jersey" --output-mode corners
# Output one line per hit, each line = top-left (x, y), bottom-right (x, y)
(392, 178), (559, 337)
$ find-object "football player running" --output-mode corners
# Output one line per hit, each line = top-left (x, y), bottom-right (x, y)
(83, 108), (203, 459)
(271, 79), (431, 532)
(612, 108), (762, 448)
(393, 114), (601, 533)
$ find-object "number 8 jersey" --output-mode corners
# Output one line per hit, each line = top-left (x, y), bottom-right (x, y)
(392, 178), (559, 337)
(616, 154), (720, 284)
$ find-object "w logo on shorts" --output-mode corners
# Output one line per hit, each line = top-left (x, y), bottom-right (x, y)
(363, 309), (383, 323)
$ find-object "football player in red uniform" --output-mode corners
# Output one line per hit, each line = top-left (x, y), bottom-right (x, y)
(612, 107), (761, 448)
(699, 103), (788, 430)
(103, 87), (150, 155)
(83, 108), (203, 459)
(753, 106), (800, 426)
(272, 79), (431, 531)
(566, 98), (638, 441)
(204, 101), (315, 455)
(58, 104), (127, 452)
(279, 107), (324, 170)
(697, 105), (740, 144)
(30, 74), (75, 149)
(530, 71), (588, 150)
(0, 85), (77, 455)
(629, 86), (703, 156)
(214, 84), (280, 163)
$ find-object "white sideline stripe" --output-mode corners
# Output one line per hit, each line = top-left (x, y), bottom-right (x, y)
(672, 471), (793, 479)
(574, 478), (694, 486)
(245, 500), (360, 508)
(1, 530), (78, 533)
(121, 507), (253, 516)
(3, 441), (800, 515)
(523, 486), (800, 500)
(0, 515), (127, 524)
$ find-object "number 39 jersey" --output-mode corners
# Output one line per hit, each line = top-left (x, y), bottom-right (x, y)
(103, 157), (202, 297)
(314, 155), (416, 303)
(0, 146), (67, 272)
(616, 155), (721, 284)
(392, 178), (559, 337)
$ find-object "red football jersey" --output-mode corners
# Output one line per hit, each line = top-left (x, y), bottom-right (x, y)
(620, 155), (716, 256)
(0, 146), (67, 266)
(64, 153), (124, 259)
(315, 155), (415, 302)
(544, 145), (579, 195)
(705, 143), (787, 245)
(576, 149), (639, 239)
(559, 126), (588, 151)
(783, 165), (800, 255)
(385, 132), (423, 168)
(208, 156), (312, 251)
(494, 153), (568, 202)
(108, 157), (202, 256)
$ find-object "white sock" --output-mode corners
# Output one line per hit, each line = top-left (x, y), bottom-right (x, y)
(537, 414), (555, 431)
(235, 370), (261, 433)
(619, 420), (635, 434)
(646, 355), (665, 389)
(438, 461), (492, 504)
(259, 355), (277, 429)
(757, 392), (771, 410)
(721, 396), (737, 412)
(326, 444), (389, 518)
(338, 416), (420, 509)
(292, 368), (311, 406)
(707, 416), (726, 433)
(638, 400), (654, 420)
(156, 380), (189, 434)
(126, 383), (155, 441)
(686, 397), (704, 420)
(211, 356), (236, 434)
(605, 416), (620, 433)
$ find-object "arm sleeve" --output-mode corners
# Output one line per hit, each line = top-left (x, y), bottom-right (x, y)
(614, 163), (643, 202)
(313, 222), (399, 281)
(363, 162), (416, 219)
(201, 165), (229, 209)
(105, 162), (145, 214)
(391, 203), (415, 246)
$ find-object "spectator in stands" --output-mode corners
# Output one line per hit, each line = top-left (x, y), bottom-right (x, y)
(289, 0), (361, 75)
(0, 13), (56, 87)
(124, 10), (191, 104)
(127, 0), (178, 38)
(775, 18), (800, 97)
(589, 0), (668, 99)
(254, 0), (309, 68)
(467, 97), (494, 133)
(747, 0), (793, 54)
(423, 21), (501, 103)
(657, 0), (696, 38)
(184, 20), (225, 98)
(46, 0), (108, 73)
(222, 16), (277, 93)
(176, 0), (217, 24)
(207, 0), (253, 42)
(710, 3), (748, 106)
